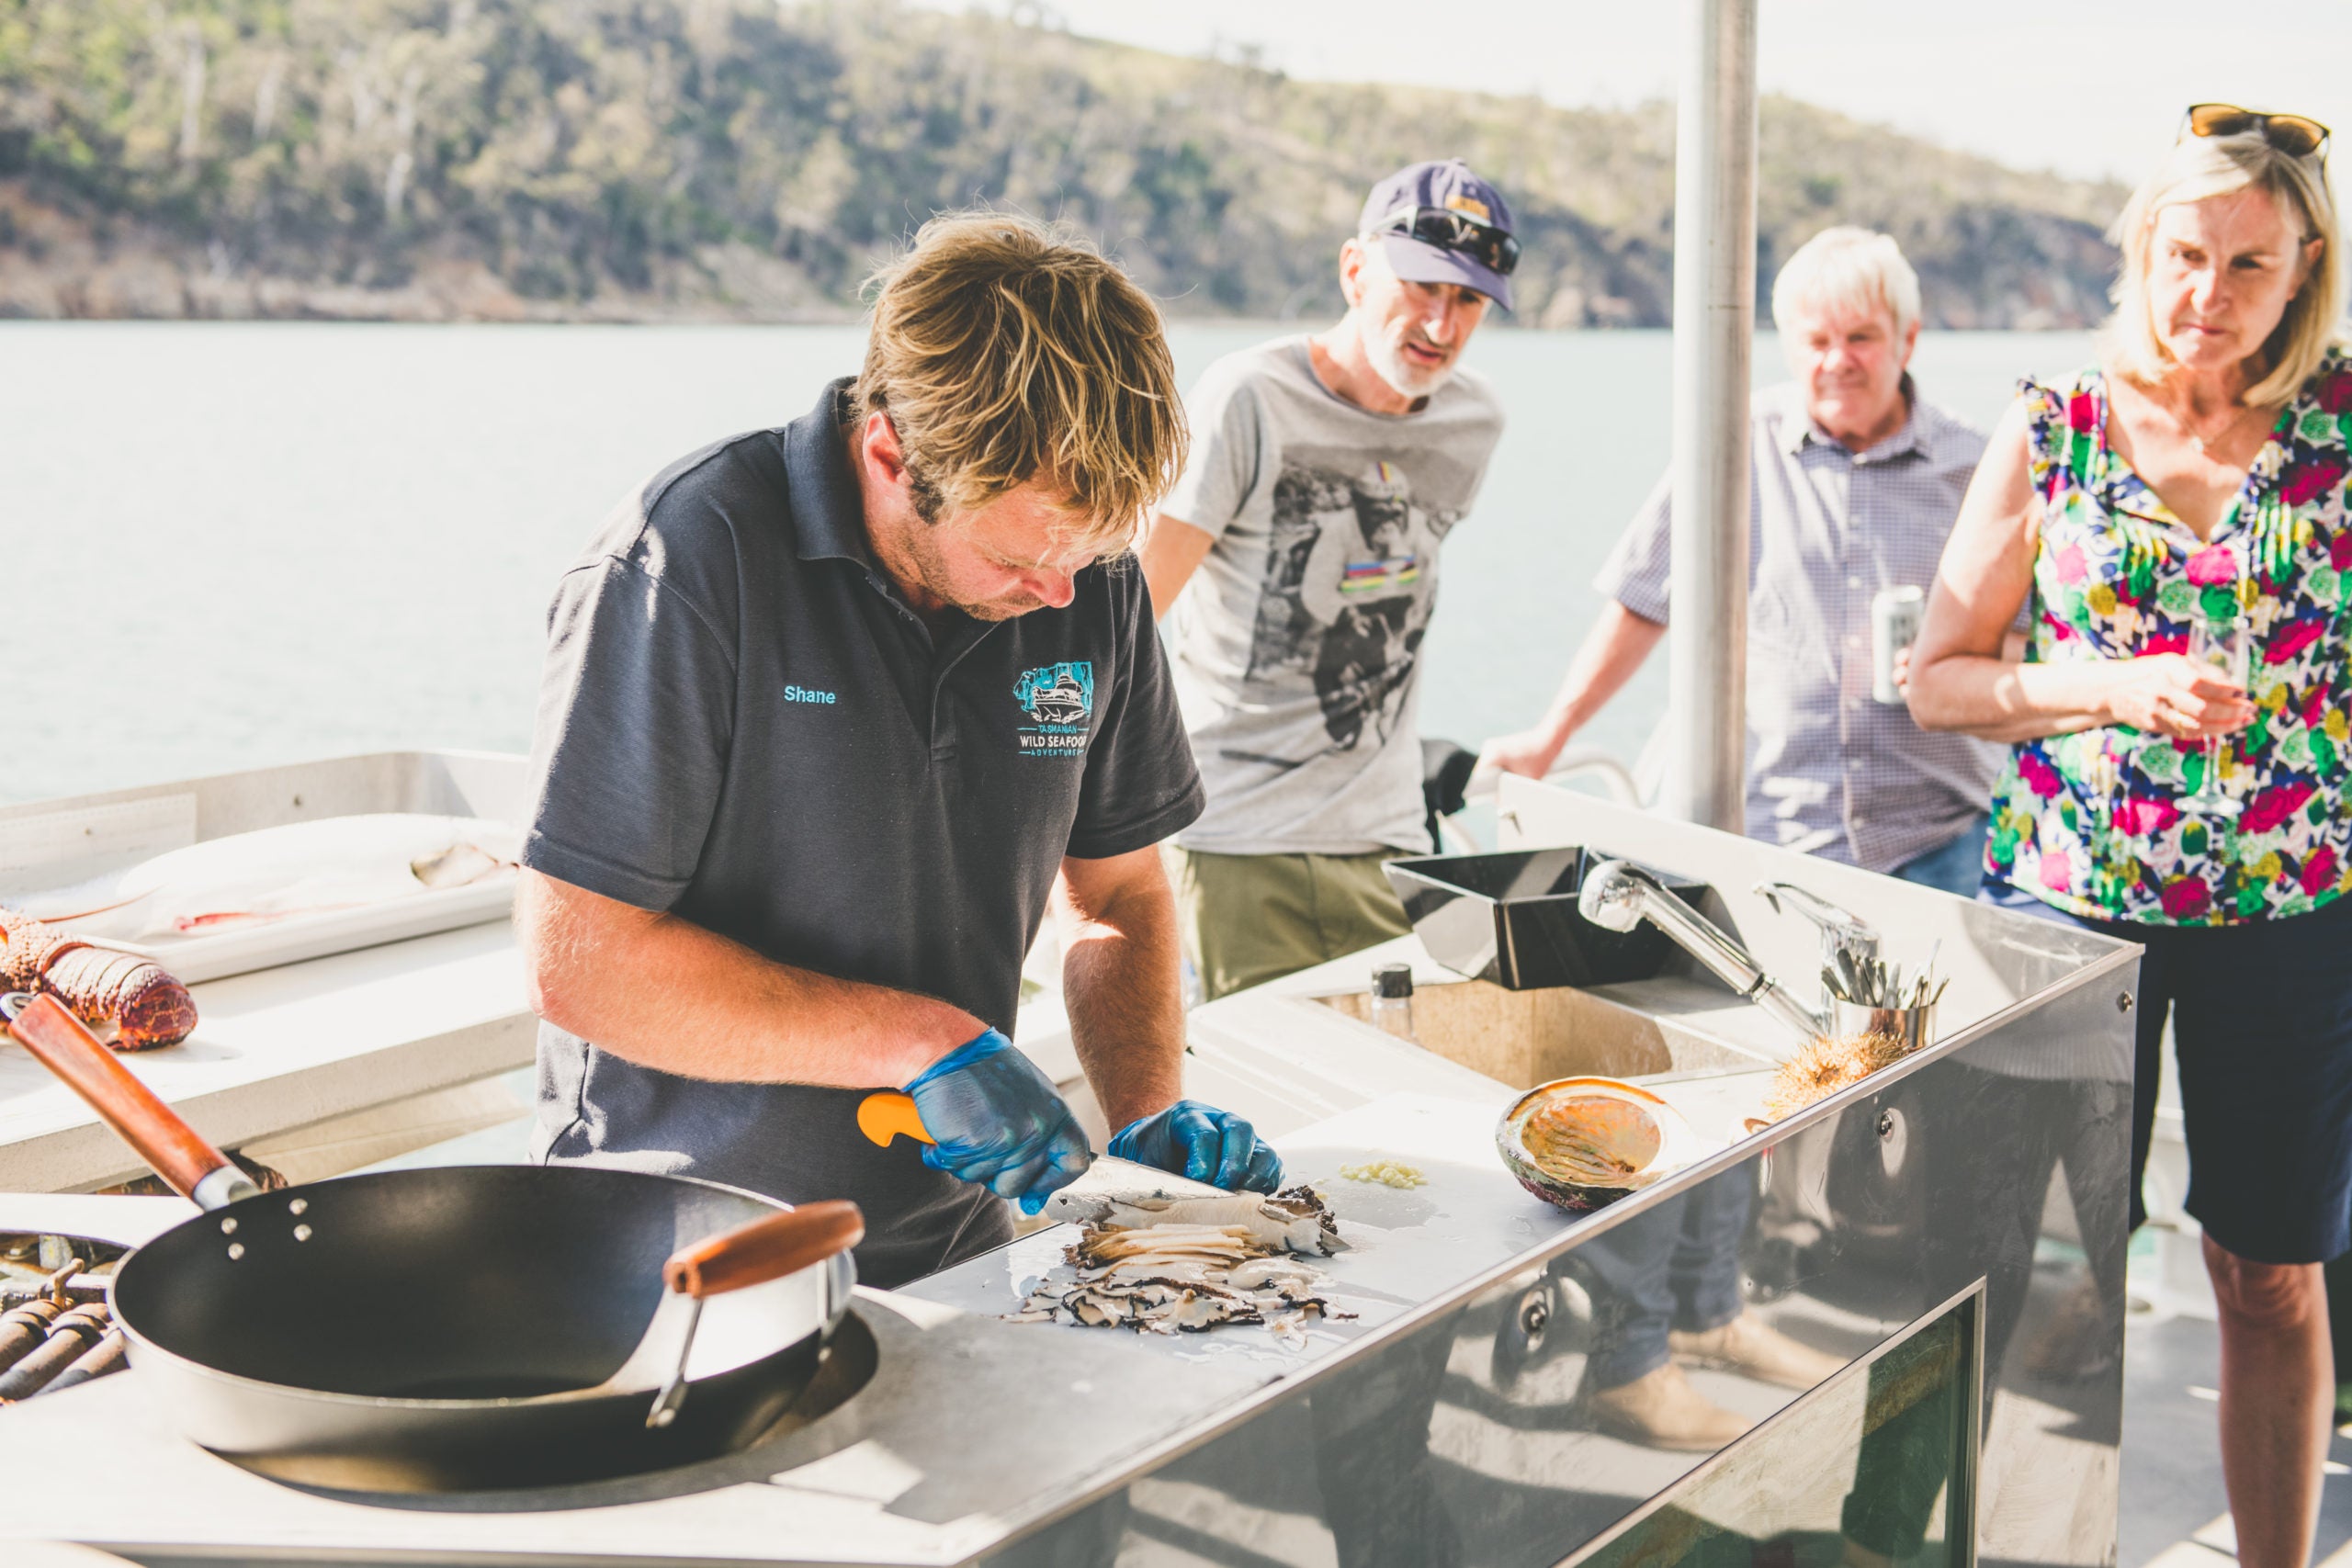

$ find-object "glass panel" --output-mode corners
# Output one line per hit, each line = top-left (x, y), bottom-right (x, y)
(1571, 1294), (1977, 1568)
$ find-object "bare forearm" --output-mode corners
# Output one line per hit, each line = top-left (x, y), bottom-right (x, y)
(1138, 514), (1216, 621)
(516, 871), (979, 1087)
(1909, 654), (2124, 743)
(1906, 402), (2062, 743)
(1054, 871), (1186, 1134)
(1537, 604), (1666, 746)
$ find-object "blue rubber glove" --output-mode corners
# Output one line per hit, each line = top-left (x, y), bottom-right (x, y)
(904, 1029), (1093, 1215)
(1109, 1100), (1283, 1193)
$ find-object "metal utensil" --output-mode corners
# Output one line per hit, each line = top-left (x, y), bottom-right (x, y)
(1756, 881), (1879, 1017)
(1828, 998), (1937, 1056)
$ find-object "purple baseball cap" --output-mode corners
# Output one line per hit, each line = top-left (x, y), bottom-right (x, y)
(1356, 158), (1518, 310)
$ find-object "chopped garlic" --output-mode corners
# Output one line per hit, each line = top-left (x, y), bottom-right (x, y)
(1338, 1160), (1428, 1190)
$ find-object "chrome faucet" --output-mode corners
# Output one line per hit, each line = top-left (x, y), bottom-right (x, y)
(1577, 861), (1825, 1044)
(1753, 882), (1880, 1018)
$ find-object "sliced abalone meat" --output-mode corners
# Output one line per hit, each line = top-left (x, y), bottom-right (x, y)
(1496, 1077), (1705, 1213)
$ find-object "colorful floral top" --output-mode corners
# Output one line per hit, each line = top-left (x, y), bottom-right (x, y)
(1985, 353), (2352, 925)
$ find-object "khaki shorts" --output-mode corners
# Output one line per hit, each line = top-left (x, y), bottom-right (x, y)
(1166, 845), (1413, 1002)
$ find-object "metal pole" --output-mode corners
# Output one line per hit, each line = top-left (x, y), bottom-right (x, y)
(1663, 0), (1758, 832)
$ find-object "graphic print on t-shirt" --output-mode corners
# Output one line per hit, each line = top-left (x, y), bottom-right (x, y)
(1241, 449), (1459, 762)
(1013, 660), (1095, 758)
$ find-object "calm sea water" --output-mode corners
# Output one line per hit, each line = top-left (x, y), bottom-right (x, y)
(0, 321), (2093, 807)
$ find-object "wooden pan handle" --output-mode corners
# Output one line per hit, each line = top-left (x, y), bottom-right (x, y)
(662, 1201), (865, 1300)
(6, 993), (234, 1201)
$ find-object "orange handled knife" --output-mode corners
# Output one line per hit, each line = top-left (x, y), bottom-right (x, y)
(856, 1090), (935, 1149)
(854, 1090), (1230, 1197)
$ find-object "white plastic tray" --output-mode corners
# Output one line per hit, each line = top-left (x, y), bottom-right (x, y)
(76, 878), (516, 984)
(0, 752), (528, 985)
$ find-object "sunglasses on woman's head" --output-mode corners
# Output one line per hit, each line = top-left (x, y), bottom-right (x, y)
(2183, 103), (2330, 160)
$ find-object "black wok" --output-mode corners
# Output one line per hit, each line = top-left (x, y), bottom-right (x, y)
(2, 992), (863, 1493)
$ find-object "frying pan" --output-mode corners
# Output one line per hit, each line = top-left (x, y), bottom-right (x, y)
(1, 992), (863, 1492)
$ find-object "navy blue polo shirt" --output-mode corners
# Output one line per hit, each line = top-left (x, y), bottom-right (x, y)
(521, 379), (1204, 1288)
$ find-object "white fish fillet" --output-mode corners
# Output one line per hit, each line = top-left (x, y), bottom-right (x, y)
(11, 815), (523, 940)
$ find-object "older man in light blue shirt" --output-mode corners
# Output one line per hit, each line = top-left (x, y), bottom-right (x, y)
(1483, 227), (2004, 894)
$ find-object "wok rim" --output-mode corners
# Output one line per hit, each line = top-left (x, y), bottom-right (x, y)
(114, 1308), (834, 1420)
(107, 1164), (851, 1413)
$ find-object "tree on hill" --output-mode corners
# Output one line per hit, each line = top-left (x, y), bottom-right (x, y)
(0, 0), (2125, 323)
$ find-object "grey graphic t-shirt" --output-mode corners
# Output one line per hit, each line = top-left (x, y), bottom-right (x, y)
(1163, 337), (1505, 855)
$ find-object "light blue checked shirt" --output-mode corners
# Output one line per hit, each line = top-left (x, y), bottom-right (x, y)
(1596, 379), (2003, 874)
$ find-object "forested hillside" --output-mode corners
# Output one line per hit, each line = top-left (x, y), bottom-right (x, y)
(0, 0), (2126, 325)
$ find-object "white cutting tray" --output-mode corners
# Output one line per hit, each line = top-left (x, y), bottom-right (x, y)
(906, 1092), (1586, 1369)
(0, 789), (518, 985)
(75, 878), (517, 984)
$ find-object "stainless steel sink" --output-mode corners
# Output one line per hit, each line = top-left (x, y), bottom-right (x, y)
(1312, 974), (1767, 1089)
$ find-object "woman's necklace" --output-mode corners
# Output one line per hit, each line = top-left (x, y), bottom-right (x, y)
(2176, 393), (2267, 457)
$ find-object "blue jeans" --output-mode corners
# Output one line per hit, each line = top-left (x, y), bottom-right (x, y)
(1577, 1173), (1755, 1390)
(1891, 812), (1990, 898)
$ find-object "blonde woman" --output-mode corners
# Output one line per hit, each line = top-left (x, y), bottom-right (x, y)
(1910, 107), (2345, 1568)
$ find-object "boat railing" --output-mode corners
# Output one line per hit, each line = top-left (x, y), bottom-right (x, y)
(1446, 716), (1670, 852)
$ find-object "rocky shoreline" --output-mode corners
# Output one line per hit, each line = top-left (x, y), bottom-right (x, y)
(0, 183), (854, 324)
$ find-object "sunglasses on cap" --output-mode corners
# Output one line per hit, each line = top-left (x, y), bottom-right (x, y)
(1368, 203), (1521, 278)
(2182, 103), (2330, 161)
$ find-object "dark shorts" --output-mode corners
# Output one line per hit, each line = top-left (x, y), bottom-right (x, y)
(1980, 881), (2352, 1265)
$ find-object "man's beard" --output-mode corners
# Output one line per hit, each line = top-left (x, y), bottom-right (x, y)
(959, 593), (1047, 622)
(1363, 324), (1455, 400)
(899, 521), (1046, 621)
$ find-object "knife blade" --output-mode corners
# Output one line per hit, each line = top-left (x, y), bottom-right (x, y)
(1832, 945), (1865, 1005)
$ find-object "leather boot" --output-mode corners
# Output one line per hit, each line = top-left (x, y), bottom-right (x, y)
(1588, 1363), (1752, 1451)
(1669, 1311), (1846, 1391)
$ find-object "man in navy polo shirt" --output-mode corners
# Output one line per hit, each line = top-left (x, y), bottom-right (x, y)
(514, 215), (1283, 1287)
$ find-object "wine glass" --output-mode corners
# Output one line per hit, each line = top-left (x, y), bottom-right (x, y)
(2085, 737), (2123, 900)
(2179, 615), (2251, 818)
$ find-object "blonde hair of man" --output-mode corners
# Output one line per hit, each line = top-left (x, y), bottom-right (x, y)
(2104, 129), (2343, 408)
(1771, 226), (1922, 338)
(850, 212), (1188, 557)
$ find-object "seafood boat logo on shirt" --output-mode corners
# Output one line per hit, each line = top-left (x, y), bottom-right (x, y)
(1013, 661), (1094, 757)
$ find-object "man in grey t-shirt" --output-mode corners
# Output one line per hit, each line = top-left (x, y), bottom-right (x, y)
(1140, 160), (1510, 999)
